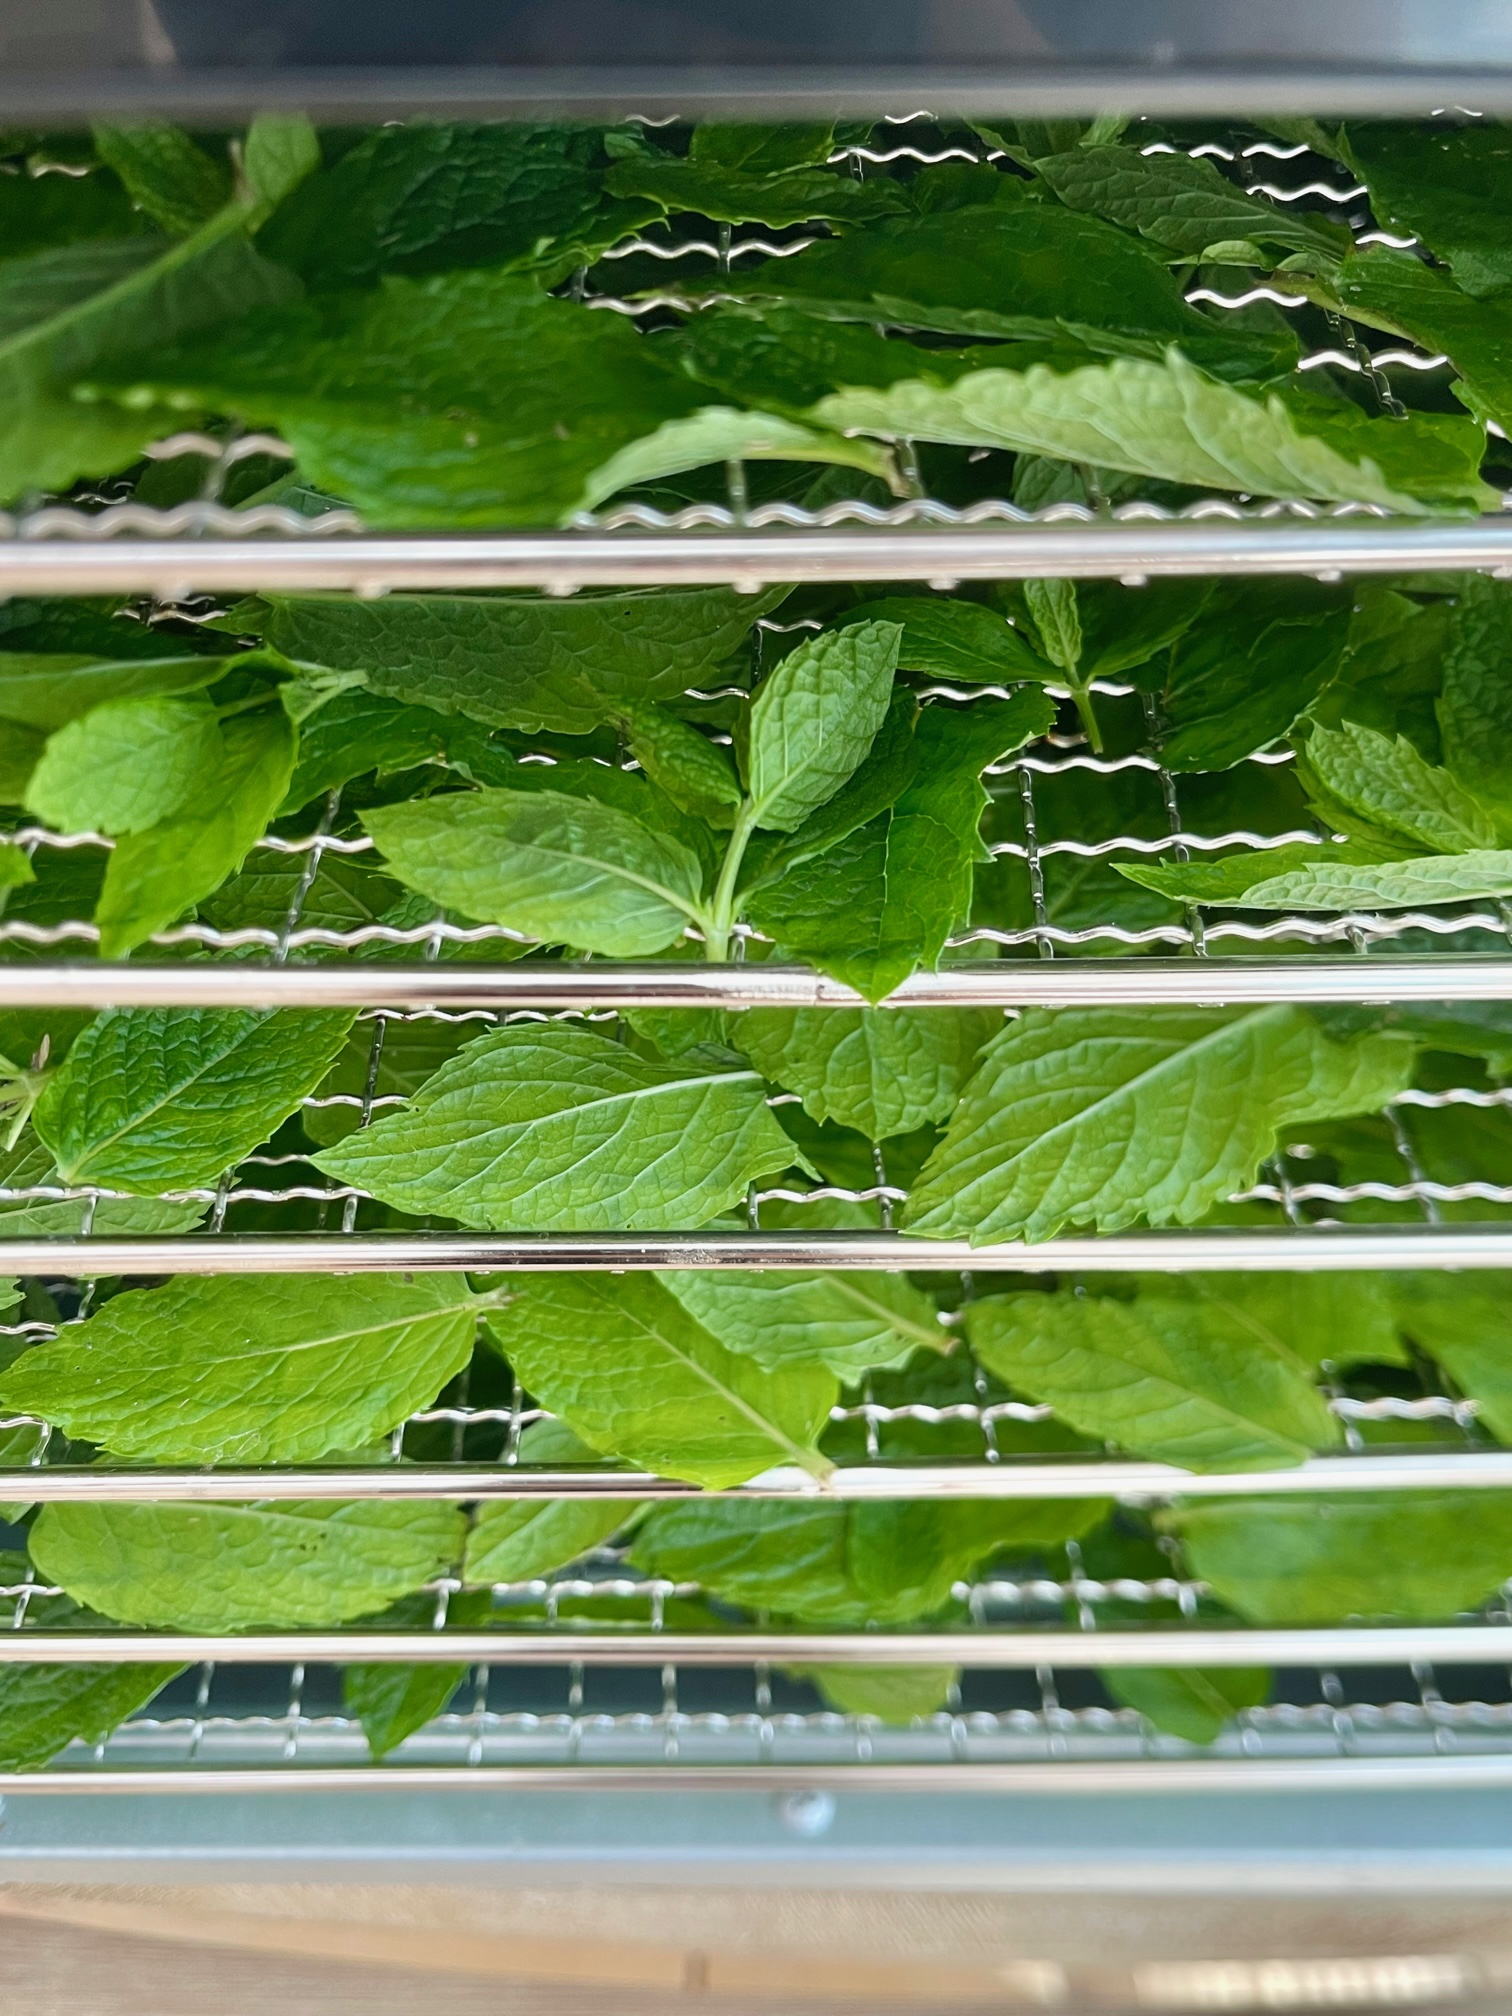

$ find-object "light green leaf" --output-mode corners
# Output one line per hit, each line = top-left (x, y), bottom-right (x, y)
(24, 692), (223, 836)
(1023, 578), (1082, 676)
(34, 1006), (354, 1192)
(1330, 245), (1512, 436)
(901, 1006), (1413, 1245)
(0, 1664), (186, 1772)
(30, 1500), (466, 1632)
(1394, 1273), (1512, 1441)
(0, 1134), (202, 1237)
(794, 1665), (959, 1722)
(615, 702), (743, 828)
(736, 1005), (998, 1140)
(1183, 1273), (1406, 1376)
(690, 124), (836, 173)
(843, 596), (1053, 684)
(0, 842), (33, 889)
(967, 1287), (1339, 1471)
(0, 1273), (481, 1464)
(252, 585), (785, 737)
(1103, 1666), (1271, 1744)
(1036, 144), (1348, 259)
(242, 113), (321, 210)
(1166, 1492), (1512, 1623)
(660, 1256), (947, 1378)
(605, 155), (907, 229)
(314, 1024), (801, 1232)
(482, 1274), (836, 1488)
(1120, 847), (1512, 911)
(340, 1586), (492, 1761)
(363, 788), (705, 958)
(301, 1014), (472, 1150)
(94, 707), (297, 957)
(1439, 577), (1512, 842)
(0, 723), (44, 802)
(745, 621), (902, 833)
(0, 652), (230, 733)
(747, 695), (1053, 1001)
(813, 350), (1495, 513)
(580, 404), (899, 510)
(91, 123), (231, 237)
(1298, 720), (1497, 854)
(463, 1420), (644, 1584)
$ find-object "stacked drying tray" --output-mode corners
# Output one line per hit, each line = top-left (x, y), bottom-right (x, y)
(5, 95), (1512, 1878)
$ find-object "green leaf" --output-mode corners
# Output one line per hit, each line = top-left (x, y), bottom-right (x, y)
(252, 585), (785, 737)
(579, 403), (900, 509)
(93, 706), (296, 956)
(901, 1006), (1413, 1245)
(1023, 578), (1082, 676)
(690, 124), (836, 173)
(1344, 123), (1512, 298)
(301, 1014), (472, 1149)
(843, 596), (1053, 684)
(91, 123), (232, 237)
(0, 240), (169, 347)
(34, 1005), (354, 1192)
(0, 1273), (481, 1464)
(0, 1133), (203, 1237)
(0, 1664), (186, 1772)
(314, 1024), (801, 1232)
(1036, 144), (1348, 259)
(813, 351), (1494, 514)
(659, 1253), (946, 1378)
(1329, 246), (1512, 437)
(0, 842), (33, 889)
(463, 1420), (644, 1584)
(29, 1500), (466, 1632)
(1394, 1273), (1512, 1441)
(363, 787), (705, 958)
(242, 114), (321, 210)
(279, 688), (457, 813)
(24, 691), (223, 836)
(343, 1655), (464, 1760)
(744, 621), (902, 833)
(606, 156), (907, 228)
(1439, 577), (1512, 841)
(717, 204), (1293, 382)
(1182, 1273), (1405, 1375)
(614, 702), (743, 828)
(1102, 1666), (1271, 1744)
(259, 124), (653, 290)
(482, 1274), (836, 1487)
(747, 695), (1053, 1001)
(794, 1665), (959, 1722)
(1120, 847), (1512, 911)
(1166, 1492), (1512, 1623)
(0, 651), (231, 732)
(0, 721), (44, 802)
(0, 162), (155, 260)
(736, 1005), (998, 1140)
(630, 1495), (1109, 1626)
(1297, 719), (1496, 854)
(967, 1287), (1339, 1471)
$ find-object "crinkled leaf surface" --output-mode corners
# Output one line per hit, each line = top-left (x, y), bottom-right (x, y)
(1167, 1492), (1512, 1624)
(463, 1420), (646, 1584)
(1439, 577), (1512, 841)
(1298, 719), (1496, 854)
(25, 691), (223, 836)
(901, 1006), (1412, 1244)
(92, 123), (232, 237)
(1122, 847), (1512, 911)
(483, 1274), (836, 1487)
(1036, 144), (1348, 258)
(30, 1499), (466, 1632)
(0, 1134), (202, 1237)
(745, 621), (902, 833)
(0, 652), (229, 733)
(615, 702), (743, 827)
(659, 1253), (946, 1379)
(315, 1024), (800, 1231)
(364, 788), (705, 957)
(967, 1287), (1339, 1470)
(34, 1005), (354, 1192)
(0, 1273), (481, 1464)
(737, 1005), (998, 1140)
(0, 1664), (186, 1772)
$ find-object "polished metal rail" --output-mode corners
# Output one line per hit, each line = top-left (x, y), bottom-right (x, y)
(5, 1450), (1511, 1503)
(5, 1626), (1512, 1666)
(4, 957), (1512, 1011)
(2, 1225), (1510, 1275)
(5, 522), (1512, 596)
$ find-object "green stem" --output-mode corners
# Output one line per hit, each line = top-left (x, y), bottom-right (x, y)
(703, 801), (760, 963)
(1069, 680), (1104, 755)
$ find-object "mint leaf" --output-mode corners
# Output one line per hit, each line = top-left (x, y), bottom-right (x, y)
(1121, 847), (1512, 910)
(1103, 1666), (1270, 1744)
(744, 621), (902, 833)
(34, 1005), (354, 1191)
(280, 688), (456, 813)
(793, 1665), (959, 1721)
(690, 124), (836, 173)
(737, 1005), (998, 1140)
(1298, 719), (1496, 853)
(242, 114), (320, 210)
(0, 1273), (481, 1464)
(0, 651), (230, 732)
(340, 1589), (491, 1759)
(902, 1007), (1413, 1244)
(1183, 1273), (1405, 1375)
(1036, 144), (1348, 259)
(967, 1286), (1338, 1471)
(94, 706), (296, 956)
(482, 1274), (836, 1487)
(1167, 1492), (1512, 1624)
(615, 702), (743, 827)
(314, 1024), (800, 1231)
(29, 1500), (465, 1632)
(24, 691), (223, 835)
(0, 1664), (186, 1772)
(748, 695), (1052, 1001)
(0, 241), (168, 347)
(0, 1133), (202, 1236)
(579, 403), (900, 509)
(463, 1420), (645, 1583)
(1344, 123), (1512, 298)
(1394, 1273), (1512, 1440)
(1330, 246), (1512, 437)
(91, 123), (231, 237)
(0, 161), (154, 259)
(844, 596), (1053, 683)
(814, 351), (1493, 513)
(253, 586), (785, 737)
(1440, 577), (1512, 841)
(606, 156), (907, 228)
(364, 787), (706, 957)
(302, 1015), (472, 1149)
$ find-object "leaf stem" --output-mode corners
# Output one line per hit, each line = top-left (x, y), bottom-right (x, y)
(703, 801), (759, 963)
(1069, 680), (1104, 754)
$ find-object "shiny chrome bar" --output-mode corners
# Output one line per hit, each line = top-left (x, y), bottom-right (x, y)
(2, 1225), (1511, 1275)
(6, 1450), (1512, 1504)
(4, 522), (1512, 596)
(4, 956), (1512, 1011)
(3, 1626), (1511, 1666)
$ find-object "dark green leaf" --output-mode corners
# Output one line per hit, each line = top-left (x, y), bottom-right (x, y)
(1439, 577), (1512, 841)
(1331, 246), (1512, 436)
(1345, 123), (1512, 297)
(606, 156), (906, 228)
(1036, 145), (1348, 259)
(91, 123), (231, 236)
(689, 124), (836, 173)
(0, 651), (231, 733)
(615, 701), (742, 826)
(843, 596), (1052, 683)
